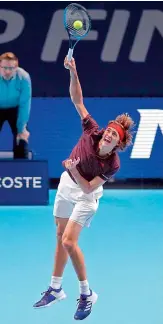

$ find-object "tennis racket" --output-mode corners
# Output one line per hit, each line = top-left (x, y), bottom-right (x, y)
(64, 3), (91, 61)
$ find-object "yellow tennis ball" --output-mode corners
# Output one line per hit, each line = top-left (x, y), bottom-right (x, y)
(73, 20), (83, 30)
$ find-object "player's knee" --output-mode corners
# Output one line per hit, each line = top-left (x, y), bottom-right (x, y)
(62, 236), (76, 253)
(56, 230), (63, 243)
(56, 225), (65, 243)
(56, 219), (68, 243)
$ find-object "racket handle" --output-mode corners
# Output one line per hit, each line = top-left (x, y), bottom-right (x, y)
(67, 48), (73, 61)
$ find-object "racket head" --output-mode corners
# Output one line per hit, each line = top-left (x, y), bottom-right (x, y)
(64, 3), (91, 41)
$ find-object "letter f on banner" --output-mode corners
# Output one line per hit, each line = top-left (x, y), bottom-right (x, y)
(131, 109), (163, 158)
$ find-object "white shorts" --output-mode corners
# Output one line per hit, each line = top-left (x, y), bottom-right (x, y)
(53, 171), (103, 227)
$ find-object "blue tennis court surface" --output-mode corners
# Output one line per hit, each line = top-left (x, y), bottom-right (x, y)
(0, 189), (162, 324)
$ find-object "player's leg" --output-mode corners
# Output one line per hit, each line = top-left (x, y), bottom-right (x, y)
(52, 217), (69, 278)
(33, 217), (69, 308)
(33, 172), (74, 308)
(62, 199), (99, 320)
(62, 220), (87, 282)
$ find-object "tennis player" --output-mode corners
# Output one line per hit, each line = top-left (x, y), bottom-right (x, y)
(33, 57), (134, 320)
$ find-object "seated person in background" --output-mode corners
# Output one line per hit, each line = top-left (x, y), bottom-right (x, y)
(0, 52), (32, 159)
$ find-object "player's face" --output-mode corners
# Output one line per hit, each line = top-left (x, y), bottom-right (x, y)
(99, 127), (120, 152)
(0, 59), (18, 80)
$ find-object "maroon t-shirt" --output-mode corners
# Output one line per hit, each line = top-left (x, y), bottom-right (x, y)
(62, 115), (120, 182)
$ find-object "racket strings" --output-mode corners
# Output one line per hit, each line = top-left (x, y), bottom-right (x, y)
(66, 23), (86, 38)
(65, 4), (91, 38)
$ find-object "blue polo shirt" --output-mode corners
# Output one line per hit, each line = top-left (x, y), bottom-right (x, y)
(0, 67), (32, 133)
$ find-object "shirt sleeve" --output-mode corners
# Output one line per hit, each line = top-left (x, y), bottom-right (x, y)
(99, 165), (120, 182)
(82, 114), (99, 135)
(17, 73), (32, 133)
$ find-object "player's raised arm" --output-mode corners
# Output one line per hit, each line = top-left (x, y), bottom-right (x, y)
(64, 56), (89, 120)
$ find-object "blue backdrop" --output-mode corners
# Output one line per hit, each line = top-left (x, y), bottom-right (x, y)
(0, 98), (162, 179)
(0, 1), (163, 96)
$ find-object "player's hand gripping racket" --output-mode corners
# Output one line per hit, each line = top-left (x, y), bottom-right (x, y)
(64, 3), (91, 62)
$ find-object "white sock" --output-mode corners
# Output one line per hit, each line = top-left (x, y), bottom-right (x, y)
(50, 276), (62, 290)
(79, 280), (90, 296)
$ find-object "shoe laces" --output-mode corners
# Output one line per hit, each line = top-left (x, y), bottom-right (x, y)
(76, 296), (91, 311)
(41, 287), (52, 296)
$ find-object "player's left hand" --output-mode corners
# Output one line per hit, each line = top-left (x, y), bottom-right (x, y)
(65, 157), (80, 170)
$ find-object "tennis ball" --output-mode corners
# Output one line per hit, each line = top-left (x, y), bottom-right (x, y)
(73, 20), (83, 30)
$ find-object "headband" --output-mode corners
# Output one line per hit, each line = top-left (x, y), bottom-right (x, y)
(108, 122), (125, 141)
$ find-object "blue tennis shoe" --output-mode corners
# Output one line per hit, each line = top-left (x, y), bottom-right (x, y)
(33, 286), (66, 308)
(74, 289), (98, 320)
